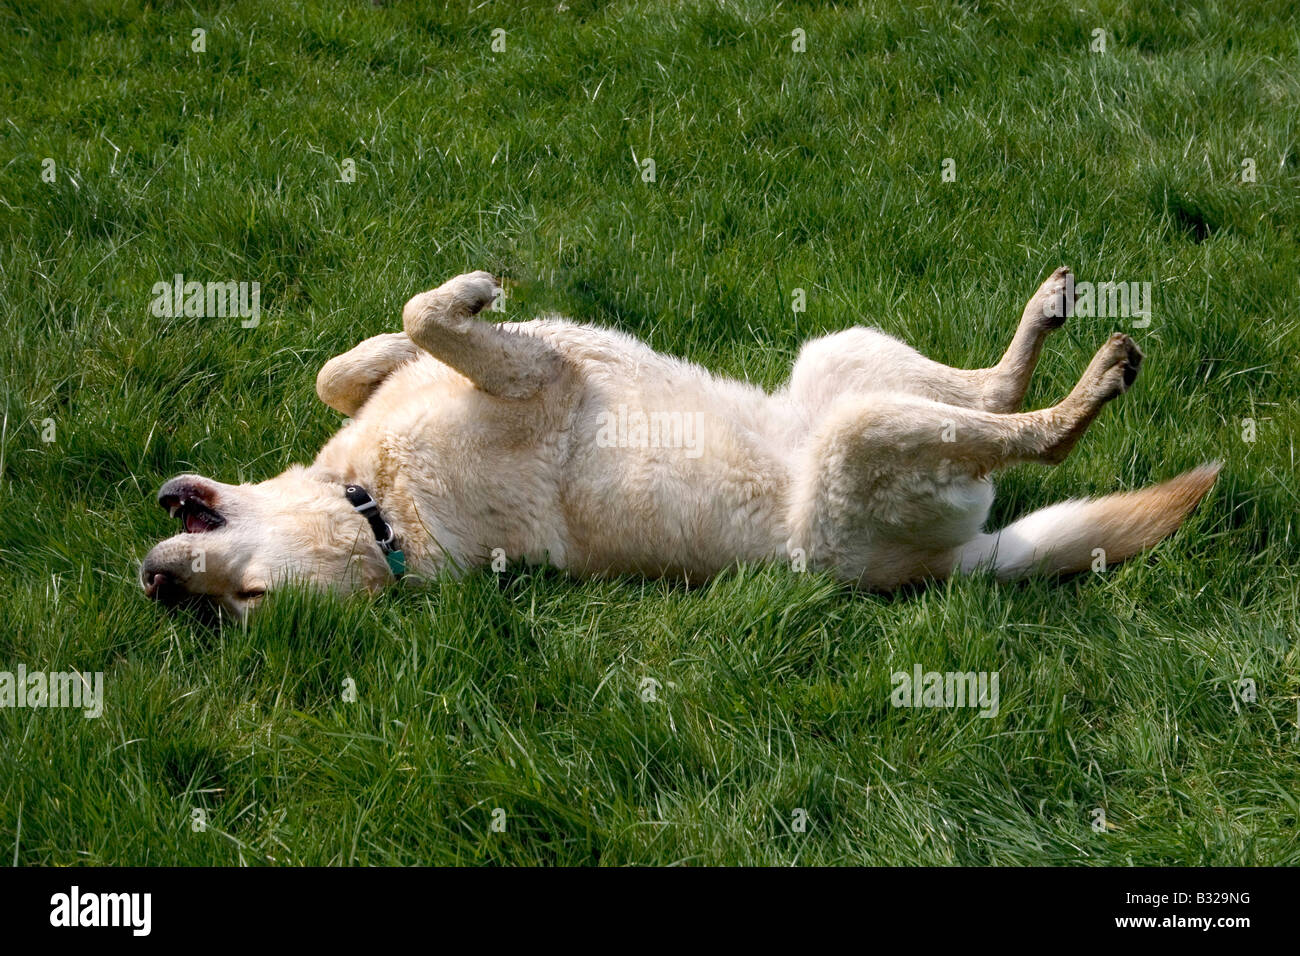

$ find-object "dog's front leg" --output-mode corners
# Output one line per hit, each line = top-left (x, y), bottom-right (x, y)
(316, 332), (421, 416)
(401, 271), (562, 400)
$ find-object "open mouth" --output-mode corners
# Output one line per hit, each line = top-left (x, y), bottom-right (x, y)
(163, 495), (226, 534)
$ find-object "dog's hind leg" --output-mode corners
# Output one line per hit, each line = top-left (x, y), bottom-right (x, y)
(975, 266), (1075, 412)
(783, 268), (1076, 417)
(401, 271), (563, 400)
(787, 332), (1142, 587)
(316, 332), (422, 416)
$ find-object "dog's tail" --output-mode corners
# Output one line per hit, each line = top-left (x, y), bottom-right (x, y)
(954, 462), (1222, 581)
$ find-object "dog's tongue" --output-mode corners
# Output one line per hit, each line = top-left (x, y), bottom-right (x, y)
(184, 513), (209, 534)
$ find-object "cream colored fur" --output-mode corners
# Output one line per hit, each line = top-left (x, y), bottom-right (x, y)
(140, 268), (1219, 618)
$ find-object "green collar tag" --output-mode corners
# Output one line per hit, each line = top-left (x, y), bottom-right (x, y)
(385, 549), (407, 578)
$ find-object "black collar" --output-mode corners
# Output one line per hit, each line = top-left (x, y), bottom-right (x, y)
(344, 484), (406, 578)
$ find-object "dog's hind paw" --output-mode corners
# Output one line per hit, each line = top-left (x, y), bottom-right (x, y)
(1024, 265), (1075, 330)
(1087, 332), (1144, 400)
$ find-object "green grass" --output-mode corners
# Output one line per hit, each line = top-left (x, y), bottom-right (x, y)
(2, 0), (1298, 865)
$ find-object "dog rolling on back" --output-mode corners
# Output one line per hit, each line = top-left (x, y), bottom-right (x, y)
(141, 267), (1218, 618)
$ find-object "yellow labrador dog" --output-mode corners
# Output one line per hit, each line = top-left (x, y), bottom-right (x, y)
(141, 268), (1219, 619)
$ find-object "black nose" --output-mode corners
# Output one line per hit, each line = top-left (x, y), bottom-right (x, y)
(141, 562), (185, 605)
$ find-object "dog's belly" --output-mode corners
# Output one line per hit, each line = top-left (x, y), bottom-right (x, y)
(558, 459), (788, 578)
(558, 453), (788, 578)
(555, 369), (794, 579)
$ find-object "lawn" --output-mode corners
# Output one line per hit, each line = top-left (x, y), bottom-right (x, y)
(1, 0), (1298, 865)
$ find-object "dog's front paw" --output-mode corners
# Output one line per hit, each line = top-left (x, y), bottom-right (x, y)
(1024, 266), (1075, 330)
(436, 270), (502, 315)
(403, 271), (503, 333)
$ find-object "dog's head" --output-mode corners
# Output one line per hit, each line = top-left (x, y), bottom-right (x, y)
(140, 467), (391, 619)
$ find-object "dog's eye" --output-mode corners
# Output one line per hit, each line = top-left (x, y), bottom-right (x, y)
(236, 589), (266, 601)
